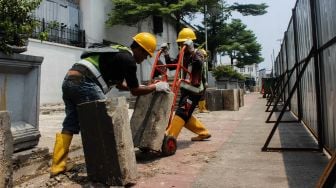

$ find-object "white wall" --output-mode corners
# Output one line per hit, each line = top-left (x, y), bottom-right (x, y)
(24, 39), (83, 105)
(79, 0), (111, 44)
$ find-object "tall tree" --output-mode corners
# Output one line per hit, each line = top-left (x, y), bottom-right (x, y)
(195, 1), (268, 68)
(217, 19), (264, 67)
(106, 0), (201, 28)
(106, 0), (230, 29)
(106, 0), (267, 68)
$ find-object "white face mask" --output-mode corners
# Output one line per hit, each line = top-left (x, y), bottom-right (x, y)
(184, 39), (195, 53)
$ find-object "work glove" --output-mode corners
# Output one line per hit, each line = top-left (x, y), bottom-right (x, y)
(160, 43), (170, 55)
(155, 81), (171, 93)
(184, 39), (194, 53)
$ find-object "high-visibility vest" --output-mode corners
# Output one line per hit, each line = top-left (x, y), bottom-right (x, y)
(76, 45), (133, 94)
(180, 49), (205, 94)
(180, 80), (204, 94)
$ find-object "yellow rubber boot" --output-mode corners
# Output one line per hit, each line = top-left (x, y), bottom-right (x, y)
(166, 115), (185, 139)
(50, 133), (73, 177)
(198, 100), (209, 113)
(185, 115), (211, 141)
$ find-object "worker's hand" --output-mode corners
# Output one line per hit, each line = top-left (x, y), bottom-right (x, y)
(184, 39), (194, 53)
(160, 43), (170, 55)
(155, 81), (171, 93)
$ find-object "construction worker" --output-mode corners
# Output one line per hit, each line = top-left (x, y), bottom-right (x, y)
(161, 28), (211, 141)
(198, 49), (210, 113)
(50, 32), (170, 177)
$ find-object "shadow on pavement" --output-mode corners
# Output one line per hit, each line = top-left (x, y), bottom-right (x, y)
(269, 111), (329, 187)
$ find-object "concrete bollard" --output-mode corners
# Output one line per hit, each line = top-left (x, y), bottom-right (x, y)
(0, 111), (13, 187)
(77, 97), (137, 186)
(222, 89), (239, 111)
(205, 89), (224, 111)
(238, 89), (245, 107)
(131, 92), (174, 151)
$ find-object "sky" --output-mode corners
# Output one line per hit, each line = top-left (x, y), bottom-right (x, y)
(193, 0), (297, 71)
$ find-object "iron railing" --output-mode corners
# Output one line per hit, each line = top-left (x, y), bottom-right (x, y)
(31, 18), (85, 48)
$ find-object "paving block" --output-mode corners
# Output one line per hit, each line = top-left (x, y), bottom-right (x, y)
(222, 89), (239, 111)
(238, 89), (245, 107)
(205, 89), (224, 111)
(0, 111), (13, 187)
(131, 92), (174, 151)
(77, 97), (137, 186)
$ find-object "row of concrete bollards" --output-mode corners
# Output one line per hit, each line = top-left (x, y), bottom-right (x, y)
(205, 88), (245, 111)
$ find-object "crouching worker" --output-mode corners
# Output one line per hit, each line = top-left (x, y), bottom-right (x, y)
(162, 28), (211, 141)
(50, 32), (170, 177)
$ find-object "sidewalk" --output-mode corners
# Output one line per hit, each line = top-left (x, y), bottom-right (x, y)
(14, 93), (329, 187)
(193, 93), (329, 188)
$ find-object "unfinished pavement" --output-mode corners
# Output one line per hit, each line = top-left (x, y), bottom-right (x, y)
(14, 93), (329, 187)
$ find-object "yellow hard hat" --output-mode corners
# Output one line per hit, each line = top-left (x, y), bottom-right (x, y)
(176, 28), (197, 42)
(132, 32), (157, 57)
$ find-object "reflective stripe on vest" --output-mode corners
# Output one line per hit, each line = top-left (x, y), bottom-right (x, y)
(76, 59), (109, 94)
(84, 45), (133, 56)
(180, 81), (204, 94)
(77, 45), (133, 94)
(111, 45), (133, 55)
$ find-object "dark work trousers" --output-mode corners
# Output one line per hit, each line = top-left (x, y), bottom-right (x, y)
(175, 88), (202, 122)
(62, 75), (106, 134)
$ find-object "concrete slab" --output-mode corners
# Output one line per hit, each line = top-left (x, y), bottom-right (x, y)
(131, 92), (174, 151)
(77, 98), (137, 186)
(205, 89), (223, 111)
(0, 111), (13, 187)
(222, 89), (239, 111)
(239, 89), (245, 107)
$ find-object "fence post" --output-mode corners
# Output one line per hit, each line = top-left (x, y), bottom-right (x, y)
(82, 30), (86, 48)
(284, 32), (291, 111)
(42, 18), (45, 32)
(309, 0), (324, 152)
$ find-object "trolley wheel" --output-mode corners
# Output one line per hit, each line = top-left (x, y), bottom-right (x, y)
(139, 147), (151, 153)
(161, 135), (177, 156)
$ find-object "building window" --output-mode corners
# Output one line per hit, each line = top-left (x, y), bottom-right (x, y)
(248, 67), (253, 72)
(240, 68), (245, 73)
(31, 0), (85, 47)
(153, 16), (163, 34)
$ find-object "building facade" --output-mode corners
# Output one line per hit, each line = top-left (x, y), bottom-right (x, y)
(25, 0), (181, 104)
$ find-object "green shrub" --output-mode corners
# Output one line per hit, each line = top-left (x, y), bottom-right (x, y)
(212, 65), (245, 81)
(0, 0), (42, 54)
(232, 71), (246, 81)
(212, 65), (235, 80)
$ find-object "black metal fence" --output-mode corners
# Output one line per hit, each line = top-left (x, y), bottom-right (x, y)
(31, 18), (85, 48)
(272, 0), (336, 154)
